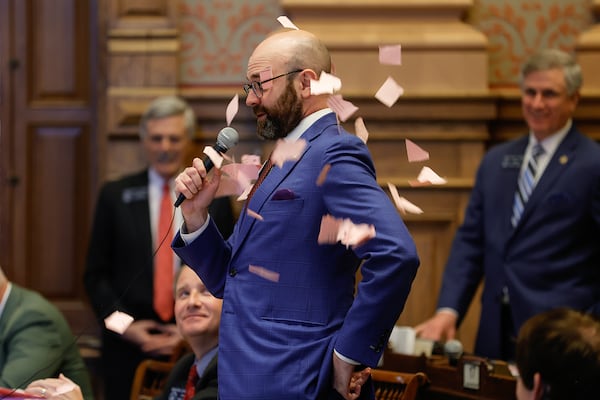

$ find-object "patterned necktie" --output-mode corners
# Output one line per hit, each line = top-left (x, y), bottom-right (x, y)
(246, 157), (273, 203)
(154, 181), (174, 321)
(183, 364), (199, 400)
(511, 143), (545, 227)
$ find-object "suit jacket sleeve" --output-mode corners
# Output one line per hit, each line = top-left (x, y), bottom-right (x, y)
(317, 134), (420, 366)
(0, 290), (73, 388)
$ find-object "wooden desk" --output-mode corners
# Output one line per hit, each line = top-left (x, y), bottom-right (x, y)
(381, 351), (516, 400)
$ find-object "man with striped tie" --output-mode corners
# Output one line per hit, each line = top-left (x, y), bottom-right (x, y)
(415, 49), (600, 361)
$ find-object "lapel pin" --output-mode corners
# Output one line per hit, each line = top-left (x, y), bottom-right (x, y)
(559, 155), (568, 165)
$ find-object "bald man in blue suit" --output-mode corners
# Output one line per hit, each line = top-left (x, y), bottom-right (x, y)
(172, 29), (419, 400)
(416, 49), (600, 361)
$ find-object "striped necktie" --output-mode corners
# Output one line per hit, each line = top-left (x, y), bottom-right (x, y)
(511, 143), (545, 227)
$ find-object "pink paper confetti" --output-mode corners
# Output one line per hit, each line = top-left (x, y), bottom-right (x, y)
(277, 15), (299, 30)
(310, 71), (342, 95)
(387, 182), (424, 215)
(337, 218), (376, 248)
(237, 184), (253, 201)
(259, 67), (274, 89)
(318, 215), (376, 248)
(409, 166), (447, 186)
(248, 265), (280, 282)
(271, 138), (306, 168)
(226, 94), (239, 126)
(354, 117), (369, 144)
(203, 146), (224, 169)
(379, 44), (402, 65)
(318, 214), (342, 244)
(316, 164), (331, 186)
(246, 208), (264, 221)
(375, 76), (404, 108)
(327, 94), (359, 122)
(216, 163), (260, 198)
(104, 311), (134, 335)
(241, 154), (262, 166)
(405, 139), (429, 162)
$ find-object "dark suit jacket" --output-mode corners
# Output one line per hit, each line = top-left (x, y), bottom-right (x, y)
(0, 284), (94, 399)
(437, 125), (600, 359)
(155, 353), (218, 400)
(84, 169), (234, 399)
(173, 112), (420, 399)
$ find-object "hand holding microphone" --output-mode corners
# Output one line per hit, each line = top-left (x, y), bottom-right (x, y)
(174, 126), (239, 207)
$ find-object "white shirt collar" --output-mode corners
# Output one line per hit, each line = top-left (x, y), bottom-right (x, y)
(529, 119), (571, 155)
(285, 108), (333, 142)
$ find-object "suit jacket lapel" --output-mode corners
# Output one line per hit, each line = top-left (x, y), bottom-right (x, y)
(517, 127), (579, 225)
(125, 171), (153, 255)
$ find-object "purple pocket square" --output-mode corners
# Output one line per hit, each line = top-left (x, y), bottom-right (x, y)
(271, 189), (296, 200)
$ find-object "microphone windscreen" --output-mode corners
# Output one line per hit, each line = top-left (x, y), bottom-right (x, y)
(216, 127), (239, 150)
(444, 339), (463, 357)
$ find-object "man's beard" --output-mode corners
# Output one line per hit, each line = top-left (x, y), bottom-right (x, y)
(255, 80), (303, 140)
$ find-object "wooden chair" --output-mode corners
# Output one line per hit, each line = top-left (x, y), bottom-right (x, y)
(371, 369), (428, 400)
(129, 359), (175, 400)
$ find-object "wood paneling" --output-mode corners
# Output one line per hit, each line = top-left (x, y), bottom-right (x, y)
(0, 0), (98, 331)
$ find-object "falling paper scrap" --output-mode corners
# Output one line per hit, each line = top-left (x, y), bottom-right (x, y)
(203, 146), (224, 169)
(248, 264), (280, 282)
(216, 162), (260, 198)
(318, 214), (376, 248)
(310, 71), (342, 95)
(277, 15), (299, 30)
(246, 208), (264, 221)
(379, 44), (402, 66)
(387, 182), (424, 215)
(405, 139), (430, 162)
(237, 184), (253, 201)
(226, 93), (239, 126)
(375, 76), (404, 108)
(104, 310), (134, 335)
(271, 138), (307, 168)
(316, 164), (331, 186)
(409, 166), (447, 186)
(354, 117), (369, 144)
(327, 94), (359, 122)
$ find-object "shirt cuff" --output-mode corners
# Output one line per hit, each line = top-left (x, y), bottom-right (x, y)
(180, 215), (211, 245)
(334, 349), (359, 365)
(436, 307), (459, 318)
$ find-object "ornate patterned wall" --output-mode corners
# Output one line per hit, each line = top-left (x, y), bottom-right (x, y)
(179, 0), (596, 88)
(467, 0), (594, 87)
(179, 0), (281, 86)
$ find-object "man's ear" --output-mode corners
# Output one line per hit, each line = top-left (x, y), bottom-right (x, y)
(532, 373), (545, 400)
(299, 69), (317, 98)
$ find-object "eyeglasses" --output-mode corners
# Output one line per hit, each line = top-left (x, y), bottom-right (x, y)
(242, 69), (303, 98)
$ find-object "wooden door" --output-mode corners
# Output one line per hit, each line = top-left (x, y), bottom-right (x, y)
(0, 0), (99, 336)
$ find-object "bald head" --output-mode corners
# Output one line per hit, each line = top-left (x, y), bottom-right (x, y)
(250, 29), (331, 76)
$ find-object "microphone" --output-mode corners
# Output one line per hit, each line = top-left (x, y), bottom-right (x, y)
(444, 339), (463, 366)
(174, 126), (239, 207)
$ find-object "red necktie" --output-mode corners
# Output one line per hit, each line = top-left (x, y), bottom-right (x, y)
(154, 182), (174, 321)
(246, 158), (273, 203)
(183, 364), (199, 400)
